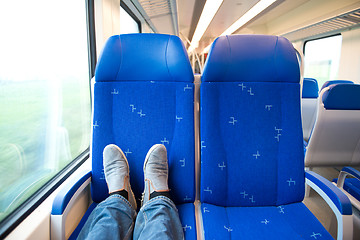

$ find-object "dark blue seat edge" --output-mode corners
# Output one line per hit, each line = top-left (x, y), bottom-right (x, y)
(305, 171), (352, 215)
(52, 170), (92, 215)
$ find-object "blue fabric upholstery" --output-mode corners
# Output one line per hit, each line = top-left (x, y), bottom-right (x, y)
(95, 34), (193, 83)
(306, 171), (352, 215)
(200, 35), (333, 239)
(202, 35), (300, 83)
(334, 167), (360, 202)
(342, 178), (360, 201)
(322, 83), (360, 110)
(320, 80), (354, 91)
(91, 34), (196, 239)
(201, 202), (333, 239)
(200, 81), (304, 206)
(334, 178), (360, 202)
(92, 82), (195, 204)
(302, 78), (319, 98)
(177, 203), (197, 239)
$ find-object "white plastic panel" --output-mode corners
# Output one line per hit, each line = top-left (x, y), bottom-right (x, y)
(302, 98), (318, 142)
(305, 89), (360, 167)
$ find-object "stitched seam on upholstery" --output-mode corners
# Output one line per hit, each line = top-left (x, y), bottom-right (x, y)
(276, 83), (282, 206)
(171, 83), (179, 203)
(165, 35), (174, 81)
(171, 83), (194, 203)
(284, 203), (313, 238)
(224, 85), (229, 207)
(224, 207), (232, 240)
(217, 84), (228, 206)
(273, 36), (280, 84)
(225, 36), (232, 82)
(115, 35), (123, 81)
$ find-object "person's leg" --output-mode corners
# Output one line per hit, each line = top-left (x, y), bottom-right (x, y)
(77, 144), (137, 240)
(77, 194), (136, 240)
(133, 144), (184, 240)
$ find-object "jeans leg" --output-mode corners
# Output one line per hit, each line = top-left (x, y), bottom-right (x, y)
(133, 196), (184, 240)
(77, 194), (137, 240)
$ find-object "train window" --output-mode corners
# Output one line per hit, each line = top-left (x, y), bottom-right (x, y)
(304, 35), (342, 87)
(120, 4), (141, 34)
(0, 0), (91, 224)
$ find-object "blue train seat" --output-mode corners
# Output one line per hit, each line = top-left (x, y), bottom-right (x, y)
(200, 34), (352, 239)
(302, 78), (319, 143)
(305, 82), (360, 238)
(320, 80), (354, 91)
(305, 83), (360, 167)
(51, 33), (197, 239)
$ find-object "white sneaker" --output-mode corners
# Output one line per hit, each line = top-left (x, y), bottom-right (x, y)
(103, 144), (137, 210)
(142, 144), (169, 206)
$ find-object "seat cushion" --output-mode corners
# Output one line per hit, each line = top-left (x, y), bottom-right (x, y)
(201, 202), (333, 239)
(177, 203), (197, 239)
(92, 81), (195, 205)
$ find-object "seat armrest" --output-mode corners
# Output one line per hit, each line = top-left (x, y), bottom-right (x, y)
(51, 171), (92, 240)
(306, 171), (353, 240)
(337, 167), (360, 189)
(52, 171), (92, 215)
(306, 171), (352, 215)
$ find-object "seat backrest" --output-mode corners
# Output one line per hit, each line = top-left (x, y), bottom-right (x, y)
(91, 34), (195, 205)
(320, 80), (354, 91)
(200, 35), (304, 207)
(305, 83), (360, 167)
(302, 78), (319, 142)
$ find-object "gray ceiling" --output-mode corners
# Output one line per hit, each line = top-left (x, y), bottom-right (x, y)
(126, 0), (360, 53)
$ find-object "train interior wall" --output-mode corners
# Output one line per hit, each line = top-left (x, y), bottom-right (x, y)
(4, 0), (360, 239)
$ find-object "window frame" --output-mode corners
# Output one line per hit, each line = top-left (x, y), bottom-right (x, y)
(302, 33), (342, 88)
(0, 0), (96, 238)
(120, 1), (142, 33)
(303, 33), (342, 55)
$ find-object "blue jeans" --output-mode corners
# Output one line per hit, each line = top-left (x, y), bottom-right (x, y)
(77, 194), (184, 240)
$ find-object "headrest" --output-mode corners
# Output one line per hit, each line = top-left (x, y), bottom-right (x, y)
(322, 84), (360, 110)
(302, 78), (319, 98)
(202, 35), (300, 83)
(95, 34), (194, 82)
(320, 80), (354, 91)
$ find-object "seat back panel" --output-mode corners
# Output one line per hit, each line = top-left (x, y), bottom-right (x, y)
(92, 81), (195, 204)
(91, 33), (195, 205)
(201, 81), (304, 206)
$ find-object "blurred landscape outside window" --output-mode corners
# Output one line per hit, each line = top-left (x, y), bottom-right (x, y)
(0, 0), (91, 222)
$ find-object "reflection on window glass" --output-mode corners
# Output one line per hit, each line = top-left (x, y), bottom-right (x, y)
(304, 35), (342, 88)
(120, 6), (140, 34)
(0, 0), (91, 222)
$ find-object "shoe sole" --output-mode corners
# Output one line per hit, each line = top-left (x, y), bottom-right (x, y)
(107, 144), (137, 209)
